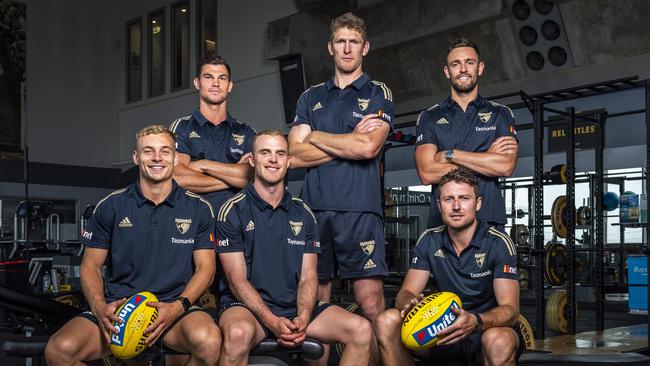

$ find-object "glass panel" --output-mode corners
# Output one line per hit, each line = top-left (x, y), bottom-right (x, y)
(198, 0), (217, 58)
(172, 1), (190, 90)
(126, 19), (142, 102)
(148, 9), (165, 97)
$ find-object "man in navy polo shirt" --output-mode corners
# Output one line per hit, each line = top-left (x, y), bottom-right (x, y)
(216, 130), (372, 366)
(45, 125), (222, 366)
(415, 38), (518, 229)
(375, 167), (522, 366)
(288, 12), (392, 336)
(170, 54), (256, 212)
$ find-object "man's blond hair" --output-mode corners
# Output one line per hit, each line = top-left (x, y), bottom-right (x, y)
(135, 125), (176, 148)
(251, 129), (286, 151)
(330, 12), (367, 43)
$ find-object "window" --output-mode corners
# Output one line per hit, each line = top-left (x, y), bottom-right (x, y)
(198, 0), (217, 58)
(171, 1), (190, 90)
(148, 8), (166, 97)
(126, 17), (143, 103)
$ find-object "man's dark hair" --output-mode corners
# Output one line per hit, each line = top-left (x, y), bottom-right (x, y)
(438, 167), (481, 199)
(196, 54), (231, 79)
(446, 38), (481, 62)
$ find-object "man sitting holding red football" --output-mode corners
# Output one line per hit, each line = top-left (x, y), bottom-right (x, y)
(45, 125), (222, 366)
(375, 167), (523, 366)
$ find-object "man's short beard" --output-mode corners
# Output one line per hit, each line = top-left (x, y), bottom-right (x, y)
(450, 77), (478, 94)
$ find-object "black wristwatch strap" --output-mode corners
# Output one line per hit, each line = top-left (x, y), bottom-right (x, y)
(174, 296), (192, 312)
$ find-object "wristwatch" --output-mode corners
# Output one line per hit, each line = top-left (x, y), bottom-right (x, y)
(174, 296), (192, 312)
(444, 149), (455, 162)
(472, 312), (483, 332)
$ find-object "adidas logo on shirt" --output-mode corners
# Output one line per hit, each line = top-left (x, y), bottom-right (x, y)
(364, 259), (377, 270)
(313, 102), (323, 111)
(189, 131), (201, 139)
(118, 217), (133, 228)
(434, 249), (445, 258)
(245, 221), (255, 232)
(436, 117), (449, 124)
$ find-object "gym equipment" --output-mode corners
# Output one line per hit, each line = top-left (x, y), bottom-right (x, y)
(576, 206), (591, 226)
(518, 314), (535, 350)
(544, 242), (567, 286)
(546, 290), (576, 334)
(544, 164), (567, 184)
(110, 292), (159, 359)
(603, 191), (619, 212)
(510, 224), (529, 246)
(518, 268), (530, 289)
(551, 195), (576, 238)
(401, 292), (462, 350)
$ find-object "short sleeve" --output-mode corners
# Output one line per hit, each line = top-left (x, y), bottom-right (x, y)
(242, 126), (257, 155)
(409, 234), (432, 272)
(492, 237), (519, 280)
(193, 200), (216, 250)
(292, 90), (312, 128)
(495, 106), (518, 141)
(369, 82), (394, 130)
(170, 118), (190, 155)
(81, 198), (114, 249)
(415, 111), (438, 147)
(302, 204), (321, 254)
(215, 206), (244, 253)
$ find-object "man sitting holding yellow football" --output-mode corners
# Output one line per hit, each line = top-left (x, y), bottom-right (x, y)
(375, 167), (523, 366)
(45, 125), (222, 366)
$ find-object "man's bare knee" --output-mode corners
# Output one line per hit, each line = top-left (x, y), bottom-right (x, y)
(222, 322), (256, 358)
(482, 328), (517, 365)
(45, 335), (80, 365)
(374, 309), (401, 344)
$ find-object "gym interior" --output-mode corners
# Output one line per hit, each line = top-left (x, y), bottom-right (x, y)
(0, 0), (649, 365)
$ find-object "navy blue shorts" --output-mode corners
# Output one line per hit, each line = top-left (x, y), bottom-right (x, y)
(218, 296), (333, 339)
(315, 211), (388, 280)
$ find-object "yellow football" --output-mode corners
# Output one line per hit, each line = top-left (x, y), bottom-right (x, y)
(401, 292), (462, 350)
(109, 292), (159, 359)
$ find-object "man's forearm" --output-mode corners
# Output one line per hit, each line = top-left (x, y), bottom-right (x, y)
(446, 150), (516, 177)
(289, 142), (335, 168)
(197, 161), (251, 189)
(395, 289), (419, 311)
(417, 162), (458, 185)
(81, 265), (106, 312)
(178, 261), (215, 304)
(477, 305), (518, 329)
(173, 165), (229, 193)
(230, 279), (277, 324)
(296, 273), (317, 320)
(309, 131), (381, 160)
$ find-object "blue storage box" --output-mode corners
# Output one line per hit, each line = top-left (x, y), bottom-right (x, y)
(627, 255), (648, 313)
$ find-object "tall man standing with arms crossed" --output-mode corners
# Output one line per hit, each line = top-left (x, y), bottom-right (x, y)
(289, 13), (393, 328)
(415, 38), (518, 229)
(170, 54), (256, 213)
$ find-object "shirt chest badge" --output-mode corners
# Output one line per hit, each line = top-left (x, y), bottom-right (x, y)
(175, 218), (192, 234)
(119, 217), (133, 228)
(478, 112), (492, 123)
(189, 131), (201, 139)
(434, 249), (445, 258)
(232, 133), (245, 146)
(290, 221), (303, 236)
(313, 102), (323, 111)
(436, 117), (449, 125)
(475, 252), (486, 268)
(358, 98), (370, 111)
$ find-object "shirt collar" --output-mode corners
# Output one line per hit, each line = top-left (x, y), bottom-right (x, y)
(131, 179), (180, 208)
(326, 73), (370, 91)
(441, 220), (486, 251)
(245, 183), (291, 212)
(192, 109), (235, 127)
(443, 94), (486, 110)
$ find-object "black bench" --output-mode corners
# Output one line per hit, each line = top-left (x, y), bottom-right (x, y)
(1, 334), (324, 366)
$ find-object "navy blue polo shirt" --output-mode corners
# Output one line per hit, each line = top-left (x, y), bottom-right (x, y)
(170, 110), (256, 210)
(80, 181), (216, 302)
(409, 221), (518, 313)
(416, 95), (516, 226)
(215, 184), (320, 317)
(293, 73), (394, 216)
